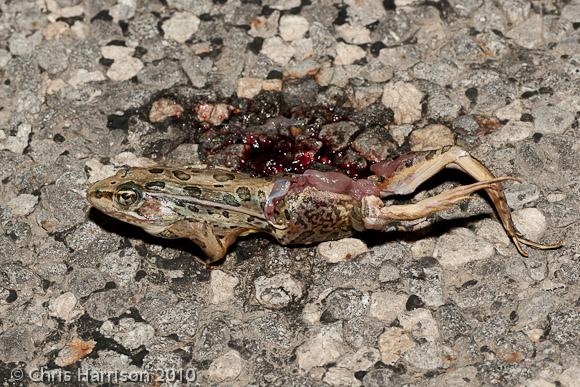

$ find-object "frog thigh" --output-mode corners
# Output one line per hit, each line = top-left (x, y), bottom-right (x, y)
(167, 220), (248, 263)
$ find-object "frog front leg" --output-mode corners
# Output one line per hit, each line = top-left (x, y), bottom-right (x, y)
(368, 146), (563, 256)
(166, 220), (250, 264)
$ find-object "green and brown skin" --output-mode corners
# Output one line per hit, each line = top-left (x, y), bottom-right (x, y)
(87, 146), (563, 263)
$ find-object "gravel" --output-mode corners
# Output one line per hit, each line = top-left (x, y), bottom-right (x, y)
(0, 1), (577, 385)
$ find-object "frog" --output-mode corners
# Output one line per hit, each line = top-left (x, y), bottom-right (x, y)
(87, 146), (563, 263)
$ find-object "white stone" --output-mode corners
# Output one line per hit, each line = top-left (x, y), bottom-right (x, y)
(345, 0), (386, 25)
(0, 48), (11, 68)
(382, 82), (424, 124)
(560, 366), (580, 387)
(378, 327), (415, 364)
(402, 342), (443, 371)
(336, 24), (372, 44)
(261, 36), (295, 66)
(279, 15), (309, 41)
(334, 42), (366, 66)
(236, 77), (263, 99)
(291, 38), (314, 61)
(68, 69), (106, 87)
(513, 208), (547, 241)
(249, 11), (280, 38)
(296, 324), (345, 371)
(106, 57), (144, 81)
(264, 0), (300, 10)
(100, 318), (155, 350)
(7, 194), (38, 217)
(162, 12), (201, 43)
(336, 347), (380, 371)
(85, 159), (117, 184)
(111, 151), (154, 167)
(49, 292), (81, 321)
(488, 121), (534, 145)
(0, 123), (31, 154)
(302, 303), (322, 325)
(399, 309), (439, 342)
(506, 14), (543, 49)
(207, 350), (243, 382)
(533, 105), (575, 135)
(110, 0), (137, 21)
(46, 78), (67, 95)
(254, 273), (303, 309)
(410, 124), (454, 151)
(210, 270), (239, 304)
(101, 45), (134, 60)
(368, 291), (407, 322)
(434, 228), (495, 267)
(8, 31), (42, 56)
(495, 100), (523, 121)
(323, 367), (361, 386)
(317, 238), (368, 263)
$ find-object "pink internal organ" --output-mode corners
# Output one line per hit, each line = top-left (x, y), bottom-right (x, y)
(302, 170), (379, 199)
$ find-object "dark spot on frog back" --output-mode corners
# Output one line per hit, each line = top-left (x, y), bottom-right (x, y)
(236, 186), (252, 201)
(184, 186), (202, 197)
(223, 193), (241, 207)
(173, 170), (191, 180)
(213, 172), (235, 182)
(149, 168), (164, 174)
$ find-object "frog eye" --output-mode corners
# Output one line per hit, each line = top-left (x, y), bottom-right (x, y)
(115, 186), (142, 207)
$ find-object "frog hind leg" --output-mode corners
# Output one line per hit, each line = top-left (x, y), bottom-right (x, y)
(167, 220), (249, 265)
(371, 146), (563, 256)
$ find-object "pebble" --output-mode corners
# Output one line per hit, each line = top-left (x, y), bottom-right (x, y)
(0, 48), (10, 68)
(410, 124), (454, 151)
(378, 263), (400, 282)
(236, 77), (263, 99)
(336, 23), (371, 44)
(296, 323), (345, 371)
(100, 250), (140, 286)
(434, 228), (495, 267)
(210, 270), (239, 304)
(532, 105), (575, 135)
(513, 208), (547, 241)
(390, 124), (414, 147)
(67, 69), (106, 88)
(149, 98), (184, 123)
(382, 82), (424, 124)
(399, 309), (440, 342)
(368, 291), (407, 322)
(323, 367), (361, 386)
(100, 318), (155, 350)
(261, 36), (295, 66)
(54, 338), (96, 367)
(378, 327), (415, 364)
(291, 38), (315, 61)
(488, 121), (534, 145)
(100, 45), (134, 60)
(207, 350), (243, 382)
(279, 15), (309, 41)
(249, 11), (280, 38)
(162, 12), (201, 43)
(7, 194), (38, 217)
(336, 347), (381, 371)
(106, 57), (144, 81)
(195, 103), (230, 125)
(48, 292), (81, 321)
(506, 14), (543, 49)
(110, 0), (137, 21)
(495, 100), (523, 121)
(8, 31), (42, 56)
(334, 42), (366, 66)
(318, 121), (360, 151)
(402, 342), (443, 371)
(254, 273), (303, 309)
(0, 123), (31, 154)
(504, 183), (540, 210)
(264, 0), (300, 10)
(182, 55), (212, 88)
(317, 238), (368, 263)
